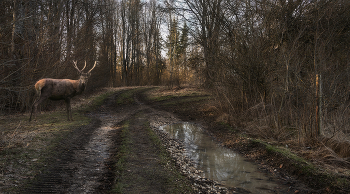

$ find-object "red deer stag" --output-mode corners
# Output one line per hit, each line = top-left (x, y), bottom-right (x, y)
(29, 61), (96, 121)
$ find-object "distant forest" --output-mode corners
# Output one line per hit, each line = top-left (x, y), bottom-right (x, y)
(1, 0), (350, 140)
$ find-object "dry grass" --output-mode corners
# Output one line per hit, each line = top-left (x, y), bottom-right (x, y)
(145, 86), (210, 101)
(239, 103), (350, 175)
(0, 87), (139, 152)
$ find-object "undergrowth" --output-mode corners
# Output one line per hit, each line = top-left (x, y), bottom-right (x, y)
(250, 138), (350, 191)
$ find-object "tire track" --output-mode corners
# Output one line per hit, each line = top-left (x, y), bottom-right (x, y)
(24, 91), (140, 193)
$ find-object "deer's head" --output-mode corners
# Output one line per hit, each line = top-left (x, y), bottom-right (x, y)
(73, 61), (97, 90)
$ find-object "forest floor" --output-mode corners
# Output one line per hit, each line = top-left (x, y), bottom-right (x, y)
(0, 86), (349, 193)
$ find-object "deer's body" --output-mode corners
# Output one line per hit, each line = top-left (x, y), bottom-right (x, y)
(35, 78), (85, 100)
(29, 61), (96, 121)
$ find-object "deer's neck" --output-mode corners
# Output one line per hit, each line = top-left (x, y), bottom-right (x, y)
(76, 79), (86, 94)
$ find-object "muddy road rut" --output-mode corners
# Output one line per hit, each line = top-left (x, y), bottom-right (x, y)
(24, 89), (194, 193)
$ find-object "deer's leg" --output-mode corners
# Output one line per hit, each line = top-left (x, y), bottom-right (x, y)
(29, 101), (37, 122)
(29, 94), (46, 122)
(30, 96), (38, 122)
(65, 98), (72, 121)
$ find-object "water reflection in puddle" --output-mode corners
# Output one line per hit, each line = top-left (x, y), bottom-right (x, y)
(160, 122), (280, 193)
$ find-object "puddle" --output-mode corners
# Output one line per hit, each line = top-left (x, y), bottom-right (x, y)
(160, 122), (281, 193)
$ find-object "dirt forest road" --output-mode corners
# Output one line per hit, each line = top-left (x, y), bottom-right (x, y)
(13, 87), (323, 194)
(3, 86), (348, 193)
(23, 88), (196, 193)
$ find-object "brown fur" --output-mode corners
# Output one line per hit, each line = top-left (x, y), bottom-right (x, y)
(29, 61), (96, 121)
(35, 79), (46, 92)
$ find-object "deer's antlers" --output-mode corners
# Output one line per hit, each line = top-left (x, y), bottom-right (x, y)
(73, 61), (96, 74)
(88, 61), (97, 74)
(73, 61), (86, 74)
